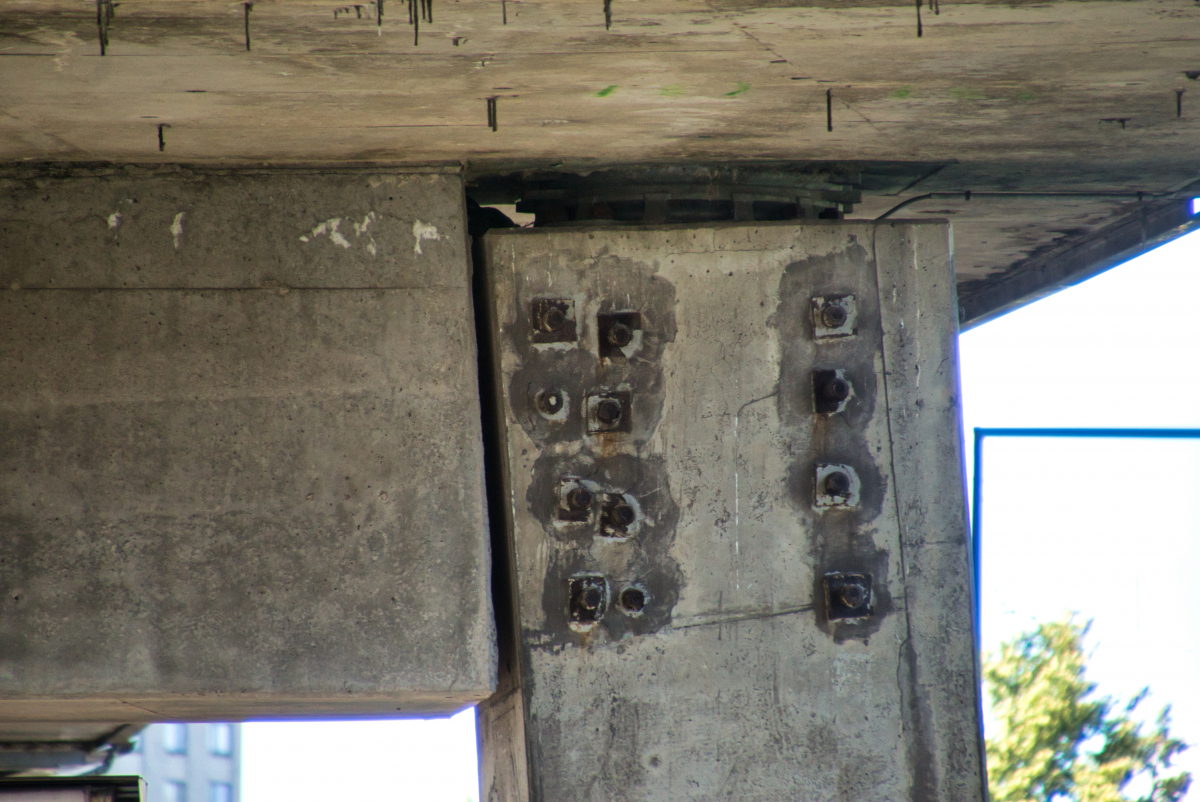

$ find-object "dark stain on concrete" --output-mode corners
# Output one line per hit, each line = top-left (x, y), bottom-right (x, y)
(504, 251), (683, 649)
(773, 241), (893, 640)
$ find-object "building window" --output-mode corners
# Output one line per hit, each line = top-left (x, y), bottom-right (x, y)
(162, 723), (188, 754)
(164, 781), (188, 802)
(208, 782), (233, 802)
(207, 723), (233, 757)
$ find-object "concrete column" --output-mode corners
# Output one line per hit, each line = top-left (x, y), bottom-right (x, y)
(0, 166), (494, 723)
(478, 221), (984, 801)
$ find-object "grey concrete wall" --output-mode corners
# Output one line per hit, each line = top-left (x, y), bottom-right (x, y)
(0, 166), (494, 721)
(479, 222), (984, 801)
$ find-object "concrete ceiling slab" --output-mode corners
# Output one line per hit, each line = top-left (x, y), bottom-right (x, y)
(3, 0), (1199, 319)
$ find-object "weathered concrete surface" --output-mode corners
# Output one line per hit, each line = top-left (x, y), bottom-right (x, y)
(5, 0), (1200, 317)
(479, 222), (983, 801)
(0, 167), (495, 720)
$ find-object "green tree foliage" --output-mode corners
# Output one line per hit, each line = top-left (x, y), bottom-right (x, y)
(984, 618), (1191, 802)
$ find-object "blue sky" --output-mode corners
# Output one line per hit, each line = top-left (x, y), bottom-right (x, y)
(242, 226), (1200, 801)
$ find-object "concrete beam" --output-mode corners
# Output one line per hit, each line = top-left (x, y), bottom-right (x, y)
(0, 166), (494, 721)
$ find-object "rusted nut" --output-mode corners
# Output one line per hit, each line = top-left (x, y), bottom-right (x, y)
(824, 471), (852, 497)
(821, 304), (848, 329)
(536, 389), (564, 415)
(569, 576), (608, 627)
(606, 322), (633, 348)
(596, 398), (623, 426)
(609, 502), (636, 528)
(566, 486), (594, 512)
(541, 306), (567, 333)
(582, 586), (604, 611)
(824, 571), (872, 620)
(837, 582), (867, 610)
(620, 587), (646, 613)
(820, 377), (851, 402)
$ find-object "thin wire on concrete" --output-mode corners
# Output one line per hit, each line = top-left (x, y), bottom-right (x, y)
(876, 190), (1175, 220)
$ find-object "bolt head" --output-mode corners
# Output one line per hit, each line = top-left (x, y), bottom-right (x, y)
(566, 486), (594, 511)
(824, 471), (852, 497)
(537, 389), (563, 415)
(838, 582), (867, 609)
(610, 502), (636, 528)
(821, 304), (848, 328)
(596, 398), (623, 426)
(620, 587), (646, 613)
(821, 377), (850, 402)
(542, 306), (567, 333)
(607, 322), (633, 348)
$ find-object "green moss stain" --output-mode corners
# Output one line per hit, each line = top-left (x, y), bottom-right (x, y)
(892, 86), (912, 99)
(1016, 92), (1036, 101)
(595, 85), (618, 97)
(659, 84), (685, 97)
(949, 87), (986, 100)
(724, 82), (751, 97)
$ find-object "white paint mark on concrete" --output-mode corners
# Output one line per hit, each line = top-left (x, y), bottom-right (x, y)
(328, 224), (351, 249)
(170, 213), (185, 249)
(107, 212), (122, 230)
(353, 212), (377, 236)
(412, 220), (441, 254)
(356, 213), (379, 257)
(301, 217), (352, 249)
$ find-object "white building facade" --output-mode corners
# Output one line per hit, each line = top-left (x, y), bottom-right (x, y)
(109, 723), (240, 802)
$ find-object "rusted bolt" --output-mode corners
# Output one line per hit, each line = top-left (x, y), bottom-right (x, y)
(566, 486), (594, 512)
(610, 502), (636, 527)
(536, 389), (564, 415)
(596, 398), (623, 426)
(838, 582), (866, 609)
(582, 586), (604, 611)
(598, 312), (642, 359)
(542, 306), (567, 333)
(824, 572), (872, 620)
(821, 304), (848, 328)
(821, 377), (851, 402)
(587, 391), (631, 433)
(824, 471), (851, 497)
(606, 322), (633, 347)
(620, 587), (646, 613)
(568, 575), (608, 627)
